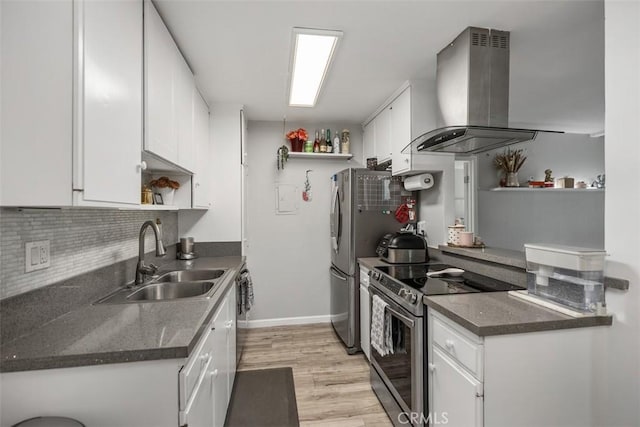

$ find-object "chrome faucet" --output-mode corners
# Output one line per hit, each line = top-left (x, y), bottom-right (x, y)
(135, 220), (166, 285)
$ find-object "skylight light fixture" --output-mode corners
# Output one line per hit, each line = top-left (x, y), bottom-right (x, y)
(288, 27), (342, 107)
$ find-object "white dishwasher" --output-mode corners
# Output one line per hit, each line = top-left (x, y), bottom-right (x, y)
(359, 265), (371, 360)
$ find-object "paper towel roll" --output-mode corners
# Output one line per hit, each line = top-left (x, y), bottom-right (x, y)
(404, 173), (434, 191)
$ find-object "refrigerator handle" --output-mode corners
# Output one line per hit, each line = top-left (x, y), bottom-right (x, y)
(331, 185), (341, 252)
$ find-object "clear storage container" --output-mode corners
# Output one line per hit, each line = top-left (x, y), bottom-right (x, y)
(524, 244), (607, 314)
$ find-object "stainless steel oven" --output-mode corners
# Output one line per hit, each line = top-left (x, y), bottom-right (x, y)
(369, 285), (424, 427)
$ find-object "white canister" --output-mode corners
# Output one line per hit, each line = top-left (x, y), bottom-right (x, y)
(447, 225), (465, 245)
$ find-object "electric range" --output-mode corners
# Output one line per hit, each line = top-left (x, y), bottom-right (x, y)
(370, 263), (523, 316)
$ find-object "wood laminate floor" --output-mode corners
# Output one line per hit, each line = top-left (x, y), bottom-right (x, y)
(238, 323), (393, 427)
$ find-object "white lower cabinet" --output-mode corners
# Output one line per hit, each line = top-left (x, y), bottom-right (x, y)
(427, 308), (602, 427)
(359, 265), (371, 360)
(181, 283), (237, 427)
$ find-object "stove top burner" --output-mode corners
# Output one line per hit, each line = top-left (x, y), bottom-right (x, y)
(375, 263), (523, 296)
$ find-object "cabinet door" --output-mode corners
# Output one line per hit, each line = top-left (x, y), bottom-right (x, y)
(144, 0), (178, 164)
(363, 121), (376, 164)
(76, 0), (142, 205)
(192, 91), (211, 208)
(176, 55), (195, 173)
(183, 358), (214, 427)
(391, 88), (412, 175)
(375, 106), (392, 163)
(226, 284), (237, 399)
(359, 284), (370, 360)
(430, 347), (483, 427)
(212, 293), (231, 427)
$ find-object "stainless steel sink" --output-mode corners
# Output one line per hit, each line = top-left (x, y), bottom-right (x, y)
(153, 269), (226, 283)
(94, 268), (229, 304)
(127, 281), (215, 301)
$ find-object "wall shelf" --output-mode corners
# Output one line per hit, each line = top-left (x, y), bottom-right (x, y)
(119, 204), (180, 211)
(483, 188), (605, 192)
(288, 152), (353, 160)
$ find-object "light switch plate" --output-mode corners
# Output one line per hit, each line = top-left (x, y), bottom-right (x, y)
(25, 240), (50, 272)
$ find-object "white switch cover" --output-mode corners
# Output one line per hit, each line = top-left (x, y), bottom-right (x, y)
(25, 240), (50, 272)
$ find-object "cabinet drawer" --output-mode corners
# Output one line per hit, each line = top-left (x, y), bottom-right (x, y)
(179, 321), (215, 410)
(432, 315), (483, 379)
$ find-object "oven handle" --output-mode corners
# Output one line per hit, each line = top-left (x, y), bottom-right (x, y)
(370, 286), (416, 327)
(385, 305), (415, 328)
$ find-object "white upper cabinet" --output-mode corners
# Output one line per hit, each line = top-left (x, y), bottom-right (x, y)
(362, 80), (437, 176)
(1, 0), (142, 207)
(390, 88), (412, 175)
(75, 0), (143, 206)
(192, 92), (211, 209)
(144, 0), (197, 173)
(375, 106), (392, 163)
(144, 0), (179, 165)
(176, 57), (196, 173)
(363, 120), (376, 163)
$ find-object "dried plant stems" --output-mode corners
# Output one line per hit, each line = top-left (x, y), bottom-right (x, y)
(494, 148), (527, 173)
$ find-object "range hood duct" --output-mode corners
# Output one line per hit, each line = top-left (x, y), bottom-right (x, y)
(406, 27), (561, 155)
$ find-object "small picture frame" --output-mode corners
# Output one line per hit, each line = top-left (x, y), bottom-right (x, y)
(153, 193), (164, 205)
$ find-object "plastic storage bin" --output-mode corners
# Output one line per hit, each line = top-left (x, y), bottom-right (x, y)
(524, 244), (607, 313)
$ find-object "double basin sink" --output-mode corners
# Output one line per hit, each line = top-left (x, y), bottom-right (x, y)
(95, 268), (229, 304)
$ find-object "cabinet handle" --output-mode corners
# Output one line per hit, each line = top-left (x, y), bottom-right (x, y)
(476, 392), (483, 398)
(428, 363), (436, 372)
(445, 339), (454, 349)
(195, 182), (200, 188)
(225, 320), (233, 329)
(209, 369), (219, 378)
(404, 158), (409, 163)
(138, 161), (147, 171)
(199, 353), (209, 361)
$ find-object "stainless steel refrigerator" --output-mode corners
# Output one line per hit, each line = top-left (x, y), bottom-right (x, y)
(330, 168), (401, 354)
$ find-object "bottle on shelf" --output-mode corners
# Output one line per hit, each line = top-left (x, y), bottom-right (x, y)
(313, 130), (320, 153)
(333, 130), (341, 154)
(341, 129), (350, 154)
(326, 129), (333, 153)
(319, 129), (327, 153)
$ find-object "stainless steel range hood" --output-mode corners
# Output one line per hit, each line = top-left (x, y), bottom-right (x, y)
(405, 27), (561, 155)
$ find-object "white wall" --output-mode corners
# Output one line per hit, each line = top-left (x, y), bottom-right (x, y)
(245, 121), (363, 321)
(476, 133), (605, 251)
(593, 2), (640, 425)
(179, 103), (243, 242)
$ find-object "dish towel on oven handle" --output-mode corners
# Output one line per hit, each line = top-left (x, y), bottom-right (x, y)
(371, 294), (394, 357)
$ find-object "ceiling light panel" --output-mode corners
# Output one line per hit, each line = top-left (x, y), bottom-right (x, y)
(289, 28), (342, 107)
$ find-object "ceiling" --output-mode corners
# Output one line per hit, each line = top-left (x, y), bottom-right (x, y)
(155, 0), (604, 133)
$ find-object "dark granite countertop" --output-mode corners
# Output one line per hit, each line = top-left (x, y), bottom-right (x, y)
(0, 256), (245, 373)
(424, 292), (613, 337)
(358, 257), (392, 270)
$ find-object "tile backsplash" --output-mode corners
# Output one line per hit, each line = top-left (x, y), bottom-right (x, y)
(0, 208), (178, 299)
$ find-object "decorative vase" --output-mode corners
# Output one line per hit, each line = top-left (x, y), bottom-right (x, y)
(506, 172), (520, 187)
(290, 138), (303, 152)
(154, 187), (175, 205)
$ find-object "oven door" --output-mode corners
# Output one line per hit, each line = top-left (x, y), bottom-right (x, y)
(369, 286), (424, 423)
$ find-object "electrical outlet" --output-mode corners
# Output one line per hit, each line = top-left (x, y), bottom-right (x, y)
(25, 240), (50, 272)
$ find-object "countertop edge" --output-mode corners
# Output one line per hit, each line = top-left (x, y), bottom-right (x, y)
(424, 295), (613, 337)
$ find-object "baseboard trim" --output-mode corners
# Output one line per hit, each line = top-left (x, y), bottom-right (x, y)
(241, 315), (331, 329)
